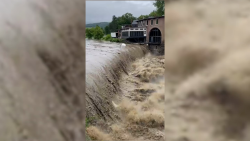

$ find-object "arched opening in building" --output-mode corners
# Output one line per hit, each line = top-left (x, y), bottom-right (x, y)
(149, 28), (161, 44)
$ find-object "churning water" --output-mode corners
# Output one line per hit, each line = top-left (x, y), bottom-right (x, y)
(164, 1), (250, 141)
(86, 39), (148, 122)
(86, 39), (165, 140)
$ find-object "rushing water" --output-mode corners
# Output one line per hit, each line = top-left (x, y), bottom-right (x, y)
(0, 0), (85, 140)
(86, 39), (125, 74)
(86, 39), (164, 140)
(85, 39), (147, 122)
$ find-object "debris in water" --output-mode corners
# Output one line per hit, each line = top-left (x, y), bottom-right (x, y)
(121, 43), (126, 47)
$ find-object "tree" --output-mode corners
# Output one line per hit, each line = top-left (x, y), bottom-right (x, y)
(108, 13), (136, 32)
(112, 15), (117, 21)
(153, 0), (164, 16)
(86, 28), (94, 39)
(119, 13), (136, 25)
(137, 15), (149, 20)
(93, 25), (104, 40)
(136, 0), (164, 19)
(101, 27), (105, 34)
(109, 16), (118, 32)
(104, 26), (110, 35)
(149, 10), (159, 17)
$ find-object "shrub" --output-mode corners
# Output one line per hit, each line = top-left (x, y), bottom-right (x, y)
(108, 38), (121, 42)
(86, 28), (94, 39)
(85, 26), (104, 40)
(103, 34), (112, 41)
(93, 26), (104, 40)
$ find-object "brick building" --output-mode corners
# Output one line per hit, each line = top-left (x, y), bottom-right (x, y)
(119, 16), (164, 55)
(137, 16), (164, 55)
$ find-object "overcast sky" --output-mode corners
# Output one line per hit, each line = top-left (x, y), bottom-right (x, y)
(86, 1), (155, 24)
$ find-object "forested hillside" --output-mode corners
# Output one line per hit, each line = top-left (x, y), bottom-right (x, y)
(86, 22), (109, 28)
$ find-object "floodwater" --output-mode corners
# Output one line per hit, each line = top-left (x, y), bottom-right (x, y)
(85, 39), (147, 124)
(86, 39), (126, 74)
(163, 1), (250, 141)
(0, 0), (85, 140)
(86, 53), (165, 141)
(85, 39), (165, 140)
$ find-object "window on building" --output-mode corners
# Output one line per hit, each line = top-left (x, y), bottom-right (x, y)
(151, 20), (153, 25)
(147, 20), (148, 25)
(130, 31), (143, 37)
(122, 32), (128, 37)
(156, 19), (158, 24)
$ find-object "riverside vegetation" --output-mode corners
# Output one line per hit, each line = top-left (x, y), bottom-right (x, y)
(85, 26), (122, 42)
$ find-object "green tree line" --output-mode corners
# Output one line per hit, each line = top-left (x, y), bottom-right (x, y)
(86, 25), (122, 42)
(104, 0), (164, 34)
(137, 0), (164, 20)
(104, 13), (137, 34)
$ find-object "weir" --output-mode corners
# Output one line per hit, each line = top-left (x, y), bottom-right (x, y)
(85, 43), (164, 140)
(86, 40), (148, 122)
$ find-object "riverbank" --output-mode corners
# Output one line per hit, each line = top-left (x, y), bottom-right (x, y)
(86, 54), (164, 141)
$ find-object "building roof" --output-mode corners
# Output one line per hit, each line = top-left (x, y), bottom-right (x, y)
(132, 20), (138, 25)
(137, 16), (164, 22)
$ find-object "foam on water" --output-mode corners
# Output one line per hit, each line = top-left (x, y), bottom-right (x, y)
(86, 39), (147, 122)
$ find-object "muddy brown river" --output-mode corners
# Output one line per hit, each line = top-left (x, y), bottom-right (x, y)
(85, 39), (148, 123)
(86, 39), (165, 141)
(87, 0), (250, 141)
(86, 39), (125, 74)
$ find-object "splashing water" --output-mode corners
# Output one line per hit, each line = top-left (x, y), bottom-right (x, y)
(164, 0), (250, 141)
(86, 53), (165, 141)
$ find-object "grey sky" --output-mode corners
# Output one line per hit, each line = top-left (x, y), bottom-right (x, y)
(86, 1), (155, 24)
